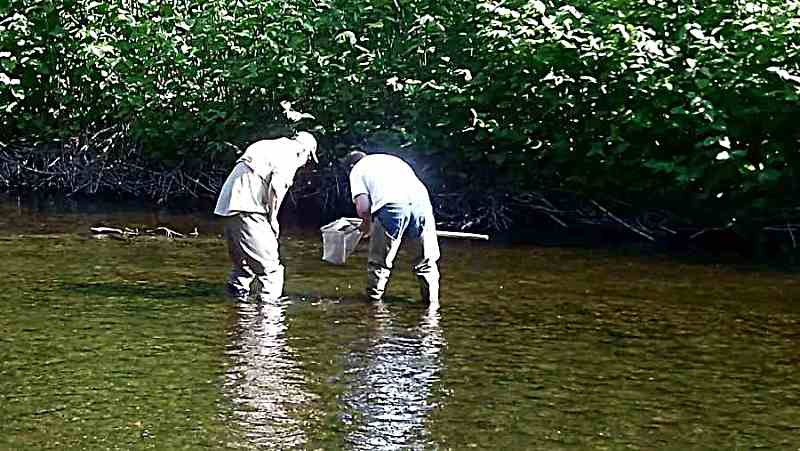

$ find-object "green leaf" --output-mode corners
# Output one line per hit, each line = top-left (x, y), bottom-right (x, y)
(694, 78), (710, 89)
(643, 160), (676, 173)
(757, 169), (781, 183)
(587, 142), (605, 157)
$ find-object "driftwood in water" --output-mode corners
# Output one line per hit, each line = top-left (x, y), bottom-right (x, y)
(90, 226), (199, 240)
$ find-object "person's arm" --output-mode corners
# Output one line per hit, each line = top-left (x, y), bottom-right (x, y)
(354, 193), (371, 236)
(266, 169), (289, 237)
(269, 185), (281, 236)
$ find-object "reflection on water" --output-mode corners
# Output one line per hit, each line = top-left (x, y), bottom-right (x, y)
(3, 195), (800, 450)
(340, 303), (445, 450)
(223, 298), (446, 451)
(224, 300), (315, 449)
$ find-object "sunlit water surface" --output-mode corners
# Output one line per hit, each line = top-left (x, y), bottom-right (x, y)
(0, 195), (798, 450)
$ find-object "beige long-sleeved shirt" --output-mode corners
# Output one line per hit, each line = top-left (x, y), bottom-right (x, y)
(213, 138), (306, 217)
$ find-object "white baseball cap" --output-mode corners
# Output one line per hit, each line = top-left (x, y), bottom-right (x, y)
(294, 131), (318, 163)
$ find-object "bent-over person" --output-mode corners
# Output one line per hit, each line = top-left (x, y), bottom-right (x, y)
(345, 151), (440, 306)
(214, 132), (318, 302)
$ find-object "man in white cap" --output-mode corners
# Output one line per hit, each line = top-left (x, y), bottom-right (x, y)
(214, 131), (318, 302)
(344, 150), (440, 306)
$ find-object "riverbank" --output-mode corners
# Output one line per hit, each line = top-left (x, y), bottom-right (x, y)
(2, 134), (799, 262)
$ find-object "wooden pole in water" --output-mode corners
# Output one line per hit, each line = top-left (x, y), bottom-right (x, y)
(436, 230), (490, 240)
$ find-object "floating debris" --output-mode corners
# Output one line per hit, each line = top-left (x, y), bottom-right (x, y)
(90, 225), (198, 240)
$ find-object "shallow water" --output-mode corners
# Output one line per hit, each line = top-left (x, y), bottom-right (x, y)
(0, 196), (799, 450)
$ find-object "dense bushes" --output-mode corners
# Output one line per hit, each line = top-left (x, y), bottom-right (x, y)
(1, 0), (799, 232)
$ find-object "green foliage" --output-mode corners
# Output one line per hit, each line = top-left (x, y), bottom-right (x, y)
(1, 0), (799, 226)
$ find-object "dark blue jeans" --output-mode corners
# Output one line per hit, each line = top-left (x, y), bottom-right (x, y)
(373, 201), (427, 240)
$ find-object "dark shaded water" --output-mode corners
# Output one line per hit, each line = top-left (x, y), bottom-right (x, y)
(0, 195), (798, 450)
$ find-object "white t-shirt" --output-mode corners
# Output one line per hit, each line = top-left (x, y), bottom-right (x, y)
(214, 138), (307, 216)
(349, 154), (429, 213)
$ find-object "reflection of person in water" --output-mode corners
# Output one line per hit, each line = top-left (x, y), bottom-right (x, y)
(340, 303), (446, 450)
(224, 301), (313, 449)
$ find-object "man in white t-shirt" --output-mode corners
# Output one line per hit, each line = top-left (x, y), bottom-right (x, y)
(345, 151), (440, 305)
(214, 131), (318, 302)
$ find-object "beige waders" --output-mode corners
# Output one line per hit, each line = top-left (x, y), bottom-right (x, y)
(224, 212), (284, 301)
(367, 213), (440, 304)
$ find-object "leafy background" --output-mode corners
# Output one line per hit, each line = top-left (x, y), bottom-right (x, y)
(1, 0), (799, 240)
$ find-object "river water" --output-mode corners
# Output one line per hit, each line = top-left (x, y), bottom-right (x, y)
(0, 195), (798, 450)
